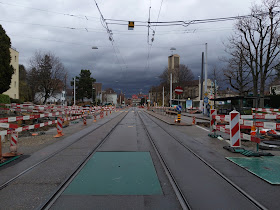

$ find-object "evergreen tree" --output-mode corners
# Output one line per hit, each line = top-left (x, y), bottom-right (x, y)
(0, 25), (14, 93)
(73, 70), (96, 102)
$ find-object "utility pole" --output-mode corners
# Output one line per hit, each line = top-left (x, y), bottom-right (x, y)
(74, 78), (76, 106)
(170, 72), (172, 107)
(204, 43), (208, 115)
(201, 52), (204, 112)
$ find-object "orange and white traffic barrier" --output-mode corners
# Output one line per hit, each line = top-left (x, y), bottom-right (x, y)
(192, 116), (196, 125)
(83, 116), (87, 125)
(54, 118), (64, 138)
(93, 112), (97, 122)
(250, 125), (256, 136)
(230, 110), (241, 147)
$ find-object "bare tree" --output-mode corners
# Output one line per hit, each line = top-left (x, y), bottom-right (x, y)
(228, 0), (280, 106)
(223, 48), (253, 95)
(28, 51), (67, 104)
(159, 64), (194, 86)
(209, 65), (225, 92)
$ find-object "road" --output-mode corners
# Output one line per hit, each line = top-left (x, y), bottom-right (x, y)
(0, 108), (279, 209)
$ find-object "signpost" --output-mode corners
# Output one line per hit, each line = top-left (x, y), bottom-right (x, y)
(175, 86), (183, 95)
(175, 87), (183, 123)
(175, 86), (183, 105)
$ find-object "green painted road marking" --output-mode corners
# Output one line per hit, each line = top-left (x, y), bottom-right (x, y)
(227, 156), (280, 185)
(0, 156), (21, 167)
(63, 152), (163, 195)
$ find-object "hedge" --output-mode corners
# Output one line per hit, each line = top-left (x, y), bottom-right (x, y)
(0, 94), (10, 104)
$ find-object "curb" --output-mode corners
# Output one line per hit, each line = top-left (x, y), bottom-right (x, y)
(181, 113), (210, 121)
(144, 110), (192, 126)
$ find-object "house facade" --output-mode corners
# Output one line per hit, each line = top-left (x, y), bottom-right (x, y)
(3, 48), (19, 99)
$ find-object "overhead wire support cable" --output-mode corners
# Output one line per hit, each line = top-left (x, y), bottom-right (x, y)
(93, 0), (127, 70)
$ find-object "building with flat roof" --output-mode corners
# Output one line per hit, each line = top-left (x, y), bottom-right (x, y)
(3, 48), (19, 99)
(168, 54), (180, 83)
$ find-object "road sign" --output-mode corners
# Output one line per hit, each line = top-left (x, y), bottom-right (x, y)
(128, 21), (134, 30)
(204, 97), (208, 104)
(175, 86), (183, 95)
(176, 105), (182, 111)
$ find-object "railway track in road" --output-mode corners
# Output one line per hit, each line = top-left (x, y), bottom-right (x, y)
(139, 110), (267, 210)
(42, 108), (188, 210)
(39, 111), (129, 209)
(137, 111), (192, 210)
(0, 111), (126, 192)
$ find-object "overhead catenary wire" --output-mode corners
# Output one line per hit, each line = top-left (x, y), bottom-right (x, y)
(93, 0), (127, 71)
(0, 1), (100, 21)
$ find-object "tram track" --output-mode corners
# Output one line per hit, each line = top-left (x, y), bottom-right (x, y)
(141, 110), (267, 210)
(0, 111), (125, 191)
(137, 110), (191, 210)
(40, 111), (129, 209)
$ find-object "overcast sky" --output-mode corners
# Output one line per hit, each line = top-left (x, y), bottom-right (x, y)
(0, 0), (262, 97)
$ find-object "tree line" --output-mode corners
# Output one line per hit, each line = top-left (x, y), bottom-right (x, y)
(0, 24), (96, 104)
(152, 0), (280, 108)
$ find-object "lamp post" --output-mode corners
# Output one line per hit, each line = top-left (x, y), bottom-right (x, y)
(92, 86), (95, 105)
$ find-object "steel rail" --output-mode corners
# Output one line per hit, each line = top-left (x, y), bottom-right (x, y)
(142, 110), (267, 210)
(40, 111), (129, 209)
(137, 111), (191, 210)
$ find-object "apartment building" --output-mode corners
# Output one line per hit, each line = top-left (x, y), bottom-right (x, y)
(3, 48), (19, 99)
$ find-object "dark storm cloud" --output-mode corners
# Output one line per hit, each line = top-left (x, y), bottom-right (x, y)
(0, 0), (262, 97)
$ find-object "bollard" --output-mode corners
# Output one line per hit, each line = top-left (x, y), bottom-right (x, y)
(83, 116), (87, 125)
(230, 110), (241, 147)
(10, 131), (18, 153)
(177, 113), (181, 123)
(208, 109), (222, 138)
(54, 118), (64, 138)
(192, 116), (196, 125)
(93, 113), (97, 122)
(3, 130), (22, 157)
(210, 109), (217, 133)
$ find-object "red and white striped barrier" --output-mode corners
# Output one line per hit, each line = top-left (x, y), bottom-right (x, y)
(210, 109), (216, 132)
(54, 118), (64, 138)
(0, 114), (86, 136)
(10, 131), (18, 152)
(230, 111), (241, 147)
(252, 108), (280, 113)
(83, 116), (87, 125)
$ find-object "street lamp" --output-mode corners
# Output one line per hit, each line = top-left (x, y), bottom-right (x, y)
(92, 86), (95, 105)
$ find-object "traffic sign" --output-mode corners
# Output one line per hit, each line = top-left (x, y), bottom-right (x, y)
(176, 105), (182, 111)
(175, 86), (183, 95)
(204, 97), (208, 104)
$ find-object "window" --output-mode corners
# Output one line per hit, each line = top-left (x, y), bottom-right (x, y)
(14, 94), (16, 98)
(15, 56), (16, 61)
(14, 81), (16, 87)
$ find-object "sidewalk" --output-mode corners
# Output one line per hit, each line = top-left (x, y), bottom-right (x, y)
(181, 112), (210, 121)
(144, 110), (192, 126)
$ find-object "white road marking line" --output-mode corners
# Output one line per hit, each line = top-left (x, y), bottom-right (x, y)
(195, 125), (210, 132)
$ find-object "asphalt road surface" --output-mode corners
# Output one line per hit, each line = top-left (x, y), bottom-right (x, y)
(0, 108), (279, 210)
